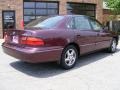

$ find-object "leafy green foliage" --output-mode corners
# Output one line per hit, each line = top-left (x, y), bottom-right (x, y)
(104, 0), (120, 14)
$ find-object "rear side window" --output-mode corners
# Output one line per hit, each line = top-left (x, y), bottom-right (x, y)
(74, 16), (91, 30)
(66, 17), (75, 29)
(89, 18), (103, 31)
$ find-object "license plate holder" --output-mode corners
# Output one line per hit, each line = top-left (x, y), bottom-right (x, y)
(12, 36), (19, 44)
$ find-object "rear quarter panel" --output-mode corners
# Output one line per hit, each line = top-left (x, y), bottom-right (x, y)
(35, 29), (75, 48)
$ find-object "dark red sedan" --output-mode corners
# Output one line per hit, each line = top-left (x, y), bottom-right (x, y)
(2, 15), (119, 69)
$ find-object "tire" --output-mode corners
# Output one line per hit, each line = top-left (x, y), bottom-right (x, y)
(107, 38), (117, 53)
(60, 45), (78, 69)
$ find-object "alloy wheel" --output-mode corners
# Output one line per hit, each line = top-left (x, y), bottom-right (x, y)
(111, 40), (117, 52)
(65, 49), (76, 66)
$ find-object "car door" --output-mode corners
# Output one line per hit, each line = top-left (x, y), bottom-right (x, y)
(89, 18), (112, 50)
(73, 16), (98, 55)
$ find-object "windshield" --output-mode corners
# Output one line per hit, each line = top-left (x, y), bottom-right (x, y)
(25, 16), (64, 29)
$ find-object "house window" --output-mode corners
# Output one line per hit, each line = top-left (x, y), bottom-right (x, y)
(67, 3), (96, 18)
(24, 1), (59, 25)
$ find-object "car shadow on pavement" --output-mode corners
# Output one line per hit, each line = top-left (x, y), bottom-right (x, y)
(10, 49), (120, 78)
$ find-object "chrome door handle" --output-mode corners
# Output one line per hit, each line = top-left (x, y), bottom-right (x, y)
(77, 35), (80, 37)
(97, 33), (99, 36)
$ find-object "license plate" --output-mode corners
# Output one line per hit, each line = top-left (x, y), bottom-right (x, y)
(12, 36), (18, 44)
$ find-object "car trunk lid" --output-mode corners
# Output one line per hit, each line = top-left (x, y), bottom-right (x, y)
(4, 29), (36, 45)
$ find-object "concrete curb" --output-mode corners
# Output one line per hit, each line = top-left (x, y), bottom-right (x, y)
(0, 39), (4, 41)
(0, 39), (4, 45)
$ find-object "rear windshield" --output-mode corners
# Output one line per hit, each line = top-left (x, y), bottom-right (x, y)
(25, 16), (64, 29)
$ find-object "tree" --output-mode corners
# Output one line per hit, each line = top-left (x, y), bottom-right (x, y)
(104, 0), (120, 14)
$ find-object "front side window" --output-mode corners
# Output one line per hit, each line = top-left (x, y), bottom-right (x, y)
(74, 16), (91, 30)
(89, 19), (103, 31)
(66, 17), (74, 29)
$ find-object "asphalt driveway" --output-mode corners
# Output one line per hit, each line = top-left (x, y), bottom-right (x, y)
(0, 39), (120, 90)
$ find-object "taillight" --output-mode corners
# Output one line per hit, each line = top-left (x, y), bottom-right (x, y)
(21, 37), (44, 46)
(21, 37), (27, 44)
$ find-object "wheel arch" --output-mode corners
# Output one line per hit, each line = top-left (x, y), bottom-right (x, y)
(64, 42), (80, 56)
(113, 36), (119, 45)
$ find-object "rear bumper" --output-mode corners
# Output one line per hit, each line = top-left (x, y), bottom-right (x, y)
(2, 43), (63, 63)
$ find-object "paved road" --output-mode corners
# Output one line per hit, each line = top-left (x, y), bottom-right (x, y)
(0, 39), (120, 90)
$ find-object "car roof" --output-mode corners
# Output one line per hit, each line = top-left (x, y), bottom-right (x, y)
(55, 15), (91, 19)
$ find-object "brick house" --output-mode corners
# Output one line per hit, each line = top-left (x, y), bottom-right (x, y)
(0, 0), (103, 38)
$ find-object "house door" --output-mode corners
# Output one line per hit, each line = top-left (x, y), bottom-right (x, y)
(2, 11), (16, 37)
